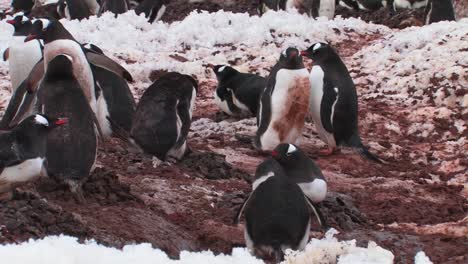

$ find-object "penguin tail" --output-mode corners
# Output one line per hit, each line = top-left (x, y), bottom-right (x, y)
(357, 146), (385, 164)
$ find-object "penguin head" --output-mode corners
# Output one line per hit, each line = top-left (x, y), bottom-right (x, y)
(301, 42), (334, 62)
(25, 18), (73, 44)
(6, 13), (33, 36)
(278, 47), (304, 69)
(14, 114), (68, 134)
(271, 143), (305, 166)
(212, 65), (238, 81)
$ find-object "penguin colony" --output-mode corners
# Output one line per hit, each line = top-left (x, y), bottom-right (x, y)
(0, 0), (458, 262)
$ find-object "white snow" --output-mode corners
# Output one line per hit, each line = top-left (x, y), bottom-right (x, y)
(414, 251), (434, 264)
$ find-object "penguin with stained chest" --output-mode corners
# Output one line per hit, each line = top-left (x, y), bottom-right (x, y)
(4, 13), (43, 93)
(256, 47), (310, 152)
(301, 43), (383, 163)
(234, 158), (323, 262)
(98, 0), (130, 17)
(213, 65), (266, 118)
(83, 43), (136, 133)
(135, 0), (168, 23)
(37, 55), (99, 202)
(0, 114), (67, 199)
(126, 72), (197, 161)
(272, 143), (327, 203)
(425, 0), (455, 24)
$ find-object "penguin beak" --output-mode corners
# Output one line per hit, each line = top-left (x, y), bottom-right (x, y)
(300, 51), (308, 57)
(24, 34), (38, 42)
(6, 20), (15, 25)
(54, 118), (69, 126)
(271, 150), (279, 157)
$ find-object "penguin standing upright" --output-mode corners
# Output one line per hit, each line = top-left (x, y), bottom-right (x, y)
(425, 0), (455, 24)
(301, 43), (383, 162)
(0, 114), (67, 198)
(57, 0), (99, 20)
(235, 159), (323, 262)
(98, 0), (130, 17)
(4, 14), (43, 93)
(135, 0), (168, 23)
(125, 72), (197, 160)
(212, 65), (266, 118)
(256, 47), (310, 152)
(272, 143), (327, 203)
(37, 55), (99, 202)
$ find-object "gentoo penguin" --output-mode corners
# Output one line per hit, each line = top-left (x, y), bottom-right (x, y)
(301, 43), (383, 163)
(37, 55), (99, 202)
(212, 65), (266, 118)
(425, 0), (455, 24)
(256, 47), (310, 152)
(84, 43), (136, 133)
(135, 0), (168, 23)
(0, 114), (68, 198)
(98, 0), (130, 17)
(235, 159), (322, 262)
(10, 0), (35, 14)
(272, 143), (327, 203)
(119, 72), (197, 160)
(57, 0), (99, 20)
(4, 14), (43, 93)
(393, 0), (427, 10)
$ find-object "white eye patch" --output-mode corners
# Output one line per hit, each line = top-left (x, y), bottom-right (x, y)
(34, 115), (49, 126)
(287, 144), (297, 154)
(37, 19), (51, 30)
(313, 43), (322, 51)
(218, 66), (226, 72)
(282, 49), (287, 56)
(21, 15), (29, 23)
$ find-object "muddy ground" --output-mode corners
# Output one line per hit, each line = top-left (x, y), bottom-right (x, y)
(0, 1), (467, 264)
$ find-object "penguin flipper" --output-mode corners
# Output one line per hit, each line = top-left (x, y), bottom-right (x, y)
(305, 196), (328, 231)
(0, 81), (29, 129)
(320, 80), (338, 134)
(9, 91), (36, 128)
(2, 48), (9, 61)
(173, 98), (191, 151)
(26, 59), (45, 93)
(233, 192), (252, 225)
(85, 51), (134, 82)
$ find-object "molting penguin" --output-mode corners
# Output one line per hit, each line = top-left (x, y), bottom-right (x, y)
(37, 55), (99, 202)
(84, 43), (136, 133)
(98, 0), (130, 17)
(272, 143), (327, 203)
(4, 14), (43, 93)
(0, 114), (67, 198)
(256, 47), (310, 152)
(123, 72), (197, 161)
(135, 0), (168, 23)
(425, 0), (455, 24)
(235, 159), (323, 262)
(301, 43), (383, 163)
(213, 65), (266, 118)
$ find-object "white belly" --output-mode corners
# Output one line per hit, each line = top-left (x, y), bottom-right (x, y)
(394, 0), (427, 9)
(44, 39), (97, 113)
(8, 37), (42, 92)
(309, 66), (336, 148)
(214, 90), (234, 115)
(0, 158), (45, 193)
(260, 68), (310, 151)
(319, 0), (336, 19)
(96, 93), (112, 137)
(298, 179), (327, 203)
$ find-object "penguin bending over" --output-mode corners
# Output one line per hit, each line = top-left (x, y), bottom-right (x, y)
(213, 65), (266, 118)
(235, 159), (324, 262)
(37, 55), (99, 202)
(135, 0), (168, 23)
(98, 0), (130, 17)
(0, 114), (67, 199)
(256, 47), (310, 152)
(4, 13), (43, 93)
(425, 0), (455, 24)
(113, 72), (197, 161)
(301, 43), (383, 163)
(272, 143), (327, 203)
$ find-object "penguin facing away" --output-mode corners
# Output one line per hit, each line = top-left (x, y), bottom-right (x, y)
(4, 14), (43, 93)
(127, 72), (198, 161)
(425, 0), (455, 24)
(256, 47), (311, 152)
(37, 55), (99, 202)
(301, 43), (383, 163)
(0, 114), (68, 198)
(135, 0), (168, 23)
(212, 65), (266, 118)
(272, 143), (327, 203)
(235, 159), (323, 262)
